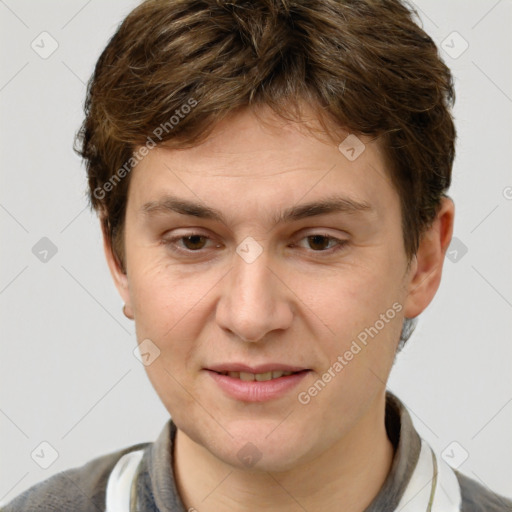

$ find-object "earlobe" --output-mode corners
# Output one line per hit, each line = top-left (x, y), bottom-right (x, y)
(403, 197), (455, 319)
(101, 221), (132, 314)
(122, 304), (134, 320)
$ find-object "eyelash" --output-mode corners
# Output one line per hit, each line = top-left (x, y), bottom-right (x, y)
(161, 232), (349, 257)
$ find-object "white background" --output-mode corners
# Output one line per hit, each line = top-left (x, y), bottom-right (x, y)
(1, 0), (511, 505)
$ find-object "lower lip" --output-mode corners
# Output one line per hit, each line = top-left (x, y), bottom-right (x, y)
(206, 370), (310, 402)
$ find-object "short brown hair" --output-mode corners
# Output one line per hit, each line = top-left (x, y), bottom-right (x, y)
(75, 0), (456, 345)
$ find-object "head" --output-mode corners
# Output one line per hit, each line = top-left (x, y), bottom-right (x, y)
(75, 0), (455, 471)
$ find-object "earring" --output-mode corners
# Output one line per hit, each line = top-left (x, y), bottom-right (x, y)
(122, 304), (134, 320)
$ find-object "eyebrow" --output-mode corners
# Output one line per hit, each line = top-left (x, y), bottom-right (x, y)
(141, 194), (372, 226)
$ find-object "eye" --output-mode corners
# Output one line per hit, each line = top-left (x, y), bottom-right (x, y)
(293, 233), (348, 254)
(162, 233), (218, 254)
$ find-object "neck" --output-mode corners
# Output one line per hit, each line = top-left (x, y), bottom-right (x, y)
(172, 391), (394, 512)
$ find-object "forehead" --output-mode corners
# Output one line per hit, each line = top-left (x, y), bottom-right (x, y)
(127, 107), (398, 224)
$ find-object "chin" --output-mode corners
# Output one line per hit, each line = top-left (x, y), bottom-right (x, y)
(219, 420), (316, 473)
(173, 403), (326, 472)
(223, 439), (310, 473)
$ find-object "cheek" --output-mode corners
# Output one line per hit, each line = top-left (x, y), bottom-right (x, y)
(129, 254), (208, 335)
(128, 264), (214, 419)
(296, 283), (403, 430)
(127, 259), (217, 389)
(308, 262), (404, 343)
(300, 261), (405, 405)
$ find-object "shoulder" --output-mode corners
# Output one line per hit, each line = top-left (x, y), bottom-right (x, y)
(1, 442), (150, 512)
(456, 470), (512, 512)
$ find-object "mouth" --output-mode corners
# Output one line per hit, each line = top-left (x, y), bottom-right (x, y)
(212, 369), (307, 381)
(204, 364), (311, 402)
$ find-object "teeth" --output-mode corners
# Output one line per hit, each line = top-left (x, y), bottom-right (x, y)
(272, 371), (293, 378)
(255, 372), (273, 381)
(222, 370), (295, 381)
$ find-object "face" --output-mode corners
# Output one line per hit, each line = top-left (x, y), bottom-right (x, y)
(106, 106), (444, 472)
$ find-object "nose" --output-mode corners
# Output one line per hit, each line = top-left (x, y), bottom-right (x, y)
(215, 245), (293, 343)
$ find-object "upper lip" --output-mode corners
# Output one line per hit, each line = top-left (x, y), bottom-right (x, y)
(206, 363), (309, 374)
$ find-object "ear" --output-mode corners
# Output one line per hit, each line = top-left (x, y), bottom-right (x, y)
(403, 197), (455, 319)
(101, 221), (134, 319)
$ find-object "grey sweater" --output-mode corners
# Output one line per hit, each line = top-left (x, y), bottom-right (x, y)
(2, 392), (511, 511)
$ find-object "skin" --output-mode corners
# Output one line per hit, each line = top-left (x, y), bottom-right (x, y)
(104, 105), (454, 511)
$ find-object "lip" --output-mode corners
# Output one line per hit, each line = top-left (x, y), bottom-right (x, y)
(207, 363), (308, 374)
(205, 368), (311, 402)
